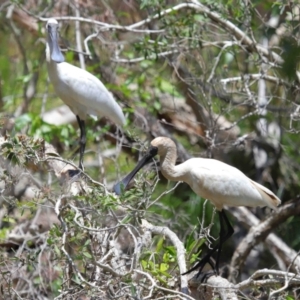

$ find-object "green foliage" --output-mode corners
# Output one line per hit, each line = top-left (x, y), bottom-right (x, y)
(0, 133), (44, 166)
(280, 36), (300, 81)
(1, 216), (15, 225)
(15, 113), (76, 147)
(141, 237), (176, 284)
(185, 229), (206, 265)
(0, 228), (9, 240)
(139, 0), (167, 10)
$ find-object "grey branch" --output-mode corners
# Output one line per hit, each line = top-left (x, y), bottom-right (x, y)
(141, 219), (189, 295)
(230, 202), (300, 277)
(189, 275), (238, 300)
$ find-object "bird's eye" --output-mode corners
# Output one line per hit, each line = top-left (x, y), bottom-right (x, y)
(149, 146), (158, 156)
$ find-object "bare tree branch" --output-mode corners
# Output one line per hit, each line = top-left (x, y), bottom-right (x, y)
(230, 202), (300, 279)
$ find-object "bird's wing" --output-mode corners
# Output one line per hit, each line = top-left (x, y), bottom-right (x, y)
(186, 158), (277, 209)
(56, 63), (125, 125)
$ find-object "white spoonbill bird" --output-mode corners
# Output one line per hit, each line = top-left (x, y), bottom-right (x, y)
(114, 137), (281, 276)
(45, 18), (125, 171)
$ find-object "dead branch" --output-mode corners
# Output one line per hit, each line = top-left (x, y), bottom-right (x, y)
(230, 204), (300, 279)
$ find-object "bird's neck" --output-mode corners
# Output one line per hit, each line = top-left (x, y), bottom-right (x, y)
(160, 148), (185, 181)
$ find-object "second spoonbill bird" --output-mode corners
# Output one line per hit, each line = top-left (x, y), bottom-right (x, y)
(45, 18), (125, 171)
(114, 137), (281, 276)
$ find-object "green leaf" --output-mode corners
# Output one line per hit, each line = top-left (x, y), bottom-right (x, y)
(156, 275), (167, 285)
(160, 80), (174, 93)
(164, 246), (176, 256)
(141, 260), (147, 269)
(156, 237), (164, 253)
(83, 252), (92, 259)
(2, 216), (16, 224)
(153, 101), (161, 111)
(130, 284), (137, 295)
(159, 262), (169, 272)
(15, 114), (32, 131)
(0, 228), (9, 239)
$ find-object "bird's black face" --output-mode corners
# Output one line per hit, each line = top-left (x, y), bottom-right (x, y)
(46, 20), (65, 63)
(113, 146), (158, 195)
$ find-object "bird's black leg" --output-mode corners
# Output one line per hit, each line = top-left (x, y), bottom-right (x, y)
(183, 240), (220, 277)
(214, 210), (234, 274)
(183, 209), (234, 278)
(76, 115), (86, 171)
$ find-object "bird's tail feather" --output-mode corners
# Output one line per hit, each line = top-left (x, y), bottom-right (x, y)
(250, 180), (281, 209)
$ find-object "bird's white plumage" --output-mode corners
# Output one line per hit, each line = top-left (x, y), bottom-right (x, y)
(139, 136), (282, 277)
(151, 137), (281, 211)
(45, 18), (125, 170)
(182, 158), (279, 210)
(45, 18), (125, 126)
(47, 62), (125, 124)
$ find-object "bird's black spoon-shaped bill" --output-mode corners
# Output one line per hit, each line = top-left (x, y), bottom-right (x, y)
(113, 146), (158, 195)
(48, 24), (65, 63)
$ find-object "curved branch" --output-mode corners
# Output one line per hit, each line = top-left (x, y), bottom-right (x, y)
(236, 268), (300, 290)
(189, 275), (238, 300)
(230, 199), (300, 276)
(140, 219), (189, 295)
(14, 1), (283, 64)
(188, 0), (283, 64)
